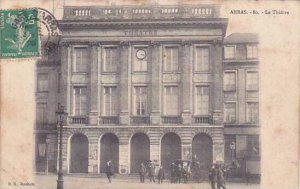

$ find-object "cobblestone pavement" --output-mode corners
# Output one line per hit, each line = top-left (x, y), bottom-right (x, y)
(33, 174), (260, 189)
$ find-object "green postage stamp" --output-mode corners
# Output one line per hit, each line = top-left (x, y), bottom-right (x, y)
(0, 9), (40, 59)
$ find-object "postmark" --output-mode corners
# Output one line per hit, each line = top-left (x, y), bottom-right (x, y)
(0, 9), (40, 59)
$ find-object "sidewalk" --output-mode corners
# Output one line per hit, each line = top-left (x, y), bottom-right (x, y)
(33, 174), (260, 189)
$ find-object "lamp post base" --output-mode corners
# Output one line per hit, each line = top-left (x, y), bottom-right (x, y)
(57, 173), (64, 189)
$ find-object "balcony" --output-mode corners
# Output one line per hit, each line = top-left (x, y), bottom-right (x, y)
(130, 116), (150, 125)
(69, 116), (88, 124)
(193, 116), (211, 124)
(162, 116), (181, 124)
(99, 116), (119, 125)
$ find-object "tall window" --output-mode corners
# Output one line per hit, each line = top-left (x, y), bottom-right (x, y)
(224, 46), (235, 59)
(247, 45), (258, 59)
(133, 87), (147, 115)
(246, 71), (258, 90)
(73, 87), (87, 115)
(164, 47), (179, 72)
(247, 136), (260, 157)
(195, 86), (209, 115)
(73, 48), (88, 72)
(195, 47), (209, 72)
(133, 48), (147, 71)
(103, 86), (117, 116)
(104, 47), (117, 72)
(247, 102), (259, 123)
(164, 86), (178, 115)
(224, 72), (236, 91)
(224, 103), (236, 123)
(36, 103), (47, 124)
(37, 74), (48, 92)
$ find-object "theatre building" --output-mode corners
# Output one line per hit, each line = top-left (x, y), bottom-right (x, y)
(34, 4), (259, 178)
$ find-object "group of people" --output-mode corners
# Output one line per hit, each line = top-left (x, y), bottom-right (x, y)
(139, 162), (165, 184)
(209, 164), (227, 189)
(170, 162), (189, 183)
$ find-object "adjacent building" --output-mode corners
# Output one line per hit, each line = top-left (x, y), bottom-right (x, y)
(34, 4), (259, 179)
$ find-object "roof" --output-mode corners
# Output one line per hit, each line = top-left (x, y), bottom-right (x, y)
(224, 33), (258, 44)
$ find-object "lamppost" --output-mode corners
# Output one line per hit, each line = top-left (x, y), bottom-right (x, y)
(56, 103), (68, 189)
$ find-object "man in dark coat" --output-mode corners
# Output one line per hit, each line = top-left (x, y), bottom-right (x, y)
(209, 164), (217, 189)
(139, 162), (146, 183)
(148, 161), (156, 183)
(157, 165), (165, 184)
(105, 160), (114, 183)
(217, 166), (227, 189)
(170, 163), (176, 183)
(176, 164), (182, 184)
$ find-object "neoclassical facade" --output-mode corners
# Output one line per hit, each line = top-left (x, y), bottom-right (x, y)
(34, 4), (259, 178)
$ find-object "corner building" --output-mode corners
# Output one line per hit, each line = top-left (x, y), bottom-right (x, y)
(35, 5), (259, 178)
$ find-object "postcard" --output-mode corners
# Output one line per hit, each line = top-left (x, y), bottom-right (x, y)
(0, 1), (299, 189)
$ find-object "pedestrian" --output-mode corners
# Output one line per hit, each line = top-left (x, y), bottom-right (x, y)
(170, 162), (176, 183)
(105, 160), (114, 183)
(177, 164), (182, 184)
(209, 164), (217, 189)
(157, 165), (165, 184)
(217, 166), (226, 189)
(245, 168), (250, 185)
(149, 161), (156, 183)
(139, 162), (146, 183)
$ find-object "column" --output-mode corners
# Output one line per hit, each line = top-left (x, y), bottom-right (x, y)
(238, 68), (246, 123)
(150, 41), (161, 125)
(89, 42), (99, 125)
(118, 133), (130, 174)
(119, 41), (130, 125)
(211, 40), (223, 125)
(88, 135), (98, 174)
(60, 42), (71, 114)
(181, 41), (192, 125)
(149, 132), (161, 164)
(212, 127), (225, 163)
(181, 132), (192, 161)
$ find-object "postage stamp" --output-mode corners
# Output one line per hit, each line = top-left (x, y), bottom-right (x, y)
(0, 9), (40, 59)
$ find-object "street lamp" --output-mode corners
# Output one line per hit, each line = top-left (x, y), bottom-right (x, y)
(56, 103), (68, 189)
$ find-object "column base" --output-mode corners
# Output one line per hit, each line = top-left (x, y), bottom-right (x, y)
(119, 112), (129, 125)
(150, 112), (160, 125)
(89, 111), (98, 125)
(213, 110), (223, 125)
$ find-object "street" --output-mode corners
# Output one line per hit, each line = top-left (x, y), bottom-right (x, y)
(33, 174), (260, 189)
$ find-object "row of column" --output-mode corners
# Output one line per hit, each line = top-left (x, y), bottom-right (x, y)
(60, 41), (223, 125)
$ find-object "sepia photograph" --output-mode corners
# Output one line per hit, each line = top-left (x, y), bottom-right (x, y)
(0, 1), (299, 189)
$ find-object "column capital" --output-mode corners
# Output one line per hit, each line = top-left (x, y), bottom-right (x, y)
(181, 40), (192, 46)
(120, 41), (130, 48)
(149, 41), (161, 47)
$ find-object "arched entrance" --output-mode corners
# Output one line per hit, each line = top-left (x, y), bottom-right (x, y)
(70, 133), (89, 173)
(100, 133), (119, 173)
(161, 133), (181, 170)
(130, 133), (150, 173)
(192, 133), (213, 180)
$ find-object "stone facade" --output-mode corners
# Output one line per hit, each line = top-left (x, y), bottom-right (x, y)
(34, 4), (259, 178)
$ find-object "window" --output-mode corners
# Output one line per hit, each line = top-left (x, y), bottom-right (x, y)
(36, 103), (47, 124)
(164, 47), (179, 72)
(73, 87), (87, 115)
(247, 102), (259, 123)
(195, 47), (209, 72)
(164, 86), (178, 115)
(133, 87), (147, 115)
(224, 103), (236, 123)
(103, 86), (117, 116)
(247, 135), (260, 157)
(73, 48), (88, 72)
(247, 45), (258, 59)
(224, 72), (236, 91)
(224, 46), (235, 59)
(195, 86), (209, 115)
(246, 71), (258, 91)
(37, 74), (48, 92)
(104, 47), (117, 72)
(133, 48), (147, 71)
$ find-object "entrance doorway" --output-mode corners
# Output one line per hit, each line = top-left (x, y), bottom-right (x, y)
(130, 133), (150, 173)
(70, 133), (89, 173)
(100, 133), (119, 173)
(161, 133), (181, 171)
